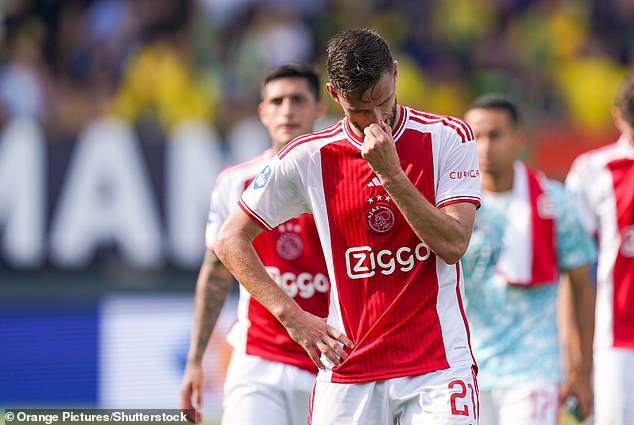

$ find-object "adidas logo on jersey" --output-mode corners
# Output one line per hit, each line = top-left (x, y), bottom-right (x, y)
(367, 176), (382, 187)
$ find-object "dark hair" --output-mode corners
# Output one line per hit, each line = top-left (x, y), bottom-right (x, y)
(326, 28), (394, 98)
(262, 64), (321, 101)
(615, 70), (634, 127)
(467, 95), (520, 126)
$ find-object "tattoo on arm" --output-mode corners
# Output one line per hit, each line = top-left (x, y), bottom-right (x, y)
(189, 252), (233, 363)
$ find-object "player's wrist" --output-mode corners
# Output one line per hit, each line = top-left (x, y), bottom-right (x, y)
(274, 300), (302, 327)
(377, 168), (408, 188)
(576, 364), (593, 381)
(185, 351), (205, 365)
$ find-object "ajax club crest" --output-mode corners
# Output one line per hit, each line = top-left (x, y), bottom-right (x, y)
(276, 222), (304, 260)
(365, 186), (397, 235)
(366, 203), (396, 234)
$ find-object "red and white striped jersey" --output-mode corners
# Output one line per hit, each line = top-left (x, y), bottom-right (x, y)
(206, 149), (330, 373)
(239, 106), (481, 383)
(566, 136), (634, 349)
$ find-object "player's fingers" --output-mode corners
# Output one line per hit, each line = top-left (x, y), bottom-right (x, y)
(308, 346), (325, 369)
(328, 326), (354, 349)
(180, 384), (193, 410)
(183, 409), (200, 424)
(179, 388), (199, 424)
(363, 127), (375, 143)
(558, 385), (569, 404)
(578, 403), (591, 421)
(318, 340), (343, 365)
(379, 119), (391, 133)
(325, 338), (350, 362)
(577, 392), (593, 420)
(192, 383), (202, 410)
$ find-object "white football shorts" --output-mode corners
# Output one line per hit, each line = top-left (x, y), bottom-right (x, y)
(308, 365), (479, 425)
(221, 351), (316, 425)
(478, 380), (559, 425)
(593, 347), (634, 425)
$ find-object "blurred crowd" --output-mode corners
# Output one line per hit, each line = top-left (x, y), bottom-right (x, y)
(0, 0), (632, 148)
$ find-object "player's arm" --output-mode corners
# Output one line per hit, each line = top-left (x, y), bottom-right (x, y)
(558, 263), (595, 421)
(362, 121), (476, 264)
(215, 207), (354, 369)
(180, 250), (233, 424)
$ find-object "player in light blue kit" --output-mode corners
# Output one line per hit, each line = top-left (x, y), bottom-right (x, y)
(462, 96), (596, 425)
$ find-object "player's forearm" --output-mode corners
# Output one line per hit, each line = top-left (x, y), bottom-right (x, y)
(381, 171), (474, 264)
(215, 226), (301, 327)
(186, 256), (233, 364)
(557, 275), (579, 381)
(569, 265), (595, 376)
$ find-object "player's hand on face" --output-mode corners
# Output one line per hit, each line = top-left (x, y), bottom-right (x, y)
(286, 310), (354, 369)
(180, 362), (204, 423)
(361, 120), (400, 180)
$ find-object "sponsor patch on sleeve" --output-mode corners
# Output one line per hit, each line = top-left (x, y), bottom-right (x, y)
(253, 165), (271, 189)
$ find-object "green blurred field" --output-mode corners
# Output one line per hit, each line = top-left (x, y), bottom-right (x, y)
(202, 411), (586, 425)
(560, 409), (591, 425)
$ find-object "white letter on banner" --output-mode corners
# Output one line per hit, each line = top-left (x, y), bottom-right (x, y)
(50, 117), (162, 267)
(0, 117), (45, 266)
(166, 121), (226, 267)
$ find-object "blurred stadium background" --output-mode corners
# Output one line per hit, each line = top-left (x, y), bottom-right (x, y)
(0, 0), (631, 422)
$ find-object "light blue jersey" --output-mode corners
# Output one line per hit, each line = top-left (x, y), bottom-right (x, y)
(461, 180), (596, 390)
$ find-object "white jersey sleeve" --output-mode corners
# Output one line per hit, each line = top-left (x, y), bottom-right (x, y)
(205, 151), (272, 249)
(565, 155), (599, 236)
(435, 126), (480, 209)
(239, 151), (311, 230)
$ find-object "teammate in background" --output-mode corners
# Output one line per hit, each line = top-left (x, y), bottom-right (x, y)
(565, 70), (634, 425)
(180, 64), (328, 425)
(214, 28), (481, 425)
(461, 96), (596, 425)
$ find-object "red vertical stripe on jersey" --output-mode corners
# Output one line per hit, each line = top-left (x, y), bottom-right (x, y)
(607, 158), (634, 348)
(320, 131), (450, 382)
(526, 167), (557, 284)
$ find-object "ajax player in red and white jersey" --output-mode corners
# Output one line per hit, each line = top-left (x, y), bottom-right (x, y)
(181, 64), (328, 425)
(216, 29), (481, 425)
(208, 150), (329, 370)
(565, 71), (634, 425)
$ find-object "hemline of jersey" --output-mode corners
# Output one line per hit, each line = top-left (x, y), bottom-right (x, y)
(238, 199), (273, 230)
(246, 346), (319, 375)
(437, 197), (481, 210)
(321, 358), (475, 384)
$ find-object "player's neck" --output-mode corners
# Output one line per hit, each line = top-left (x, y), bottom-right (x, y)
(622, 128), (634, 146)
(271, 140), (289, 155)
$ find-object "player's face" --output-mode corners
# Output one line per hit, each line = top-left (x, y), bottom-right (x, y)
(258, 77), (324, 151)
(327, 68), (398, 138)
(464, 108), (521, 178)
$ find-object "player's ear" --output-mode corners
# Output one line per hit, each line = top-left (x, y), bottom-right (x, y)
(326, 83), (341, 104)
(257, 102), (266, 121)
(393, 60), (398, 82)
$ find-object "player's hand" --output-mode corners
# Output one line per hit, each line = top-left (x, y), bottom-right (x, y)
(361, 120), (401, 180)
(180, 362), (204, 423)
(284, 310), (354, 369)
(560, 370), (593, 421)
